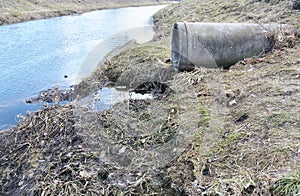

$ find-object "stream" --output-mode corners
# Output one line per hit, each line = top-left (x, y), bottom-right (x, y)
(0, 5), (166, 130)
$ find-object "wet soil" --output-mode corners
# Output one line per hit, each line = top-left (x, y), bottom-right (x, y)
(1, 0), (300, 195)
(25, 86), (73, 104)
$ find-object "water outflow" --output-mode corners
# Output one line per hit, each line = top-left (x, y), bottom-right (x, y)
(0, 5), (167, 130)
(172, 22), (285, 71)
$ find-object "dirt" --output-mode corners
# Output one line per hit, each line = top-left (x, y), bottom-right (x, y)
(1, 0), (300, 195)
(25, 86), (73, 104)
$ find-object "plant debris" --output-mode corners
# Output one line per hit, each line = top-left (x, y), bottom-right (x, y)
(26, 86), (73, 104)
(0, 103), (180, 195)
(1, 0), (300, 195)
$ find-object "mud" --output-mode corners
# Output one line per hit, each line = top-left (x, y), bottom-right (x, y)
(26, 86), (73, 104)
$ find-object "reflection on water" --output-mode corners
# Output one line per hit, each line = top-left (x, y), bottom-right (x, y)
(77, 26), (155, 82)
(75, 87), (153, 111)
(94, 87), (153, 111)
(0, 5), (167, 130)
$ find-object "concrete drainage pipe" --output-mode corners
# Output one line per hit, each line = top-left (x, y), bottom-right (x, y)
(172, 22), (285, 71)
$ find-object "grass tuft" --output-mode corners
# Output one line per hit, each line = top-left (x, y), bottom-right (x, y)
(273, 171), (300, 196)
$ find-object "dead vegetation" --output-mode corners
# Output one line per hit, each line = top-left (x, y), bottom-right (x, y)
(1, 0), (300, 195)
(0, 103), (180, 195)
(149, 0), (300, 194)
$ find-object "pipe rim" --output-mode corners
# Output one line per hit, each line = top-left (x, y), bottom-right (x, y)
(172, 23), (181, 70)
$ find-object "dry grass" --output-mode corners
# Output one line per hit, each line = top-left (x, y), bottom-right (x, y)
(0, 103), (180, 195)
(1, 0), (300, 195)
(150, 0), (300, 194)
(153, 0), (300, 39)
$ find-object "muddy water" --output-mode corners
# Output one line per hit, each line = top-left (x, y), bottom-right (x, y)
(0, 5), (167, 130)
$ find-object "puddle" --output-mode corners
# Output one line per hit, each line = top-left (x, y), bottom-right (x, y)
(76, 87), (153, 111)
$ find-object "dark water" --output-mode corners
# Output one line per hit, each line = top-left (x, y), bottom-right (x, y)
(0, 5), (166, 130)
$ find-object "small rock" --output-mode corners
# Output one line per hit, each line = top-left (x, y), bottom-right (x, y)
(169, 108), (177, 115)
(118, 146), (126, 154)
(229, 99), (237, 106)
(79, 170), (93, 178)
(25, 99), (33, 103)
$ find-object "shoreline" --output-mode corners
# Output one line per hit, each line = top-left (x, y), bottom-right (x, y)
(0, 1), (174, 26)
(1, 0), (300, 195)
(0, 4), (165, 131)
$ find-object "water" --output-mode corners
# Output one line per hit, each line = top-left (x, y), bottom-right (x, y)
(75, 87), (153, 112)
(0, 5), (166, 130)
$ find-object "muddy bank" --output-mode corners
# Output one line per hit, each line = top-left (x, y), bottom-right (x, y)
(25, 86), (73, 104)
(75, 0), (300, 194)
(1, 0), (300, 195)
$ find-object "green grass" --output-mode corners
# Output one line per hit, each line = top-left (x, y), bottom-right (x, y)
(198, 104), (211, 128)
(273, 171), (300, 196)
